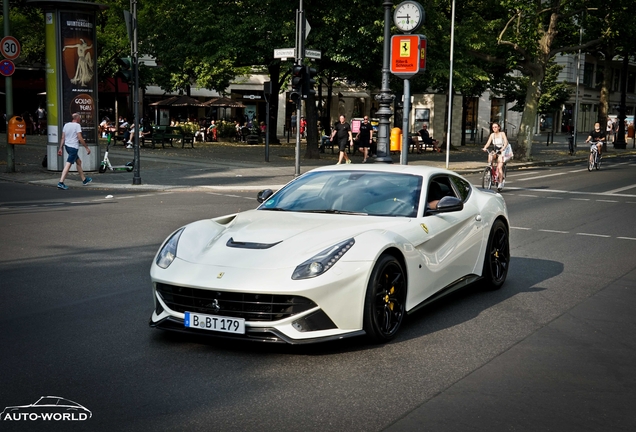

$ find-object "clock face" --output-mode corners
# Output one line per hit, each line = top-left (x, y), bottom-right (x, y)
(394, 2), (423, 33)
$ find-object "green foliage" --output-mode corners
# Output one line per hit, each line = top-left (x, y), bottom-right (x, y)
(216, 120), (237, 138)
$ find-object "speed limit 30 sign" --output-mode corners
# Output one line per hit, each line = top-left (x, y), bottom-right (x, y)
(1, 36), (21, 60)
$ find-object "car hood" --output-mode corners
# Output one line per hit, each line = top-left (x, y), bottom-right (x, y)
(175, 210), (408, 270)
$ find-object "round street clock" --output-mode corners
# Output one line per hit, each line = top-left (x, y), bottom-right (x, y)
(393, 1), (425, 33)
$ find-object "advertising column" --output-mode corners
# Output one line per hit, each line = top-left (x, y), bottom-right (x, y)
(45, 9), (99, 171)
(59, 10), (99, 171)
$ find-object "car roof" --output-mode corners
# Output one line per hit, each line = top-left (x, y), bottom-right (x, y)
(307, 164), (458, 178)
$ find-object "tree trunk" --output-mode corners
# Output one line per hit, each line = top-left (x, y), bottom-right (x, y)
(598, 50), (614, 151)
(267, 63), (281, 144)
(517, 70), (543, 160)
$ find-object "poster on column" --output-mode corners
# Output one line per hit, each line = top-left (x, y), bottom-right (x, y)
(60, 11), (97, 143)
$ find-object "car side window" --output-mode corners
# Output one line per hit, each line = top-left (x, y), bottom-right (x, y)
(449, 175), (471, 202)
(426, 176), (457, 211)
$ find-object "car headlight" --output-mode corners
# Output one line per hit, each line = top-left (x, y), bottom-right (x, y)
(155, 228), (185, 269)
(292, 238), (355, 280)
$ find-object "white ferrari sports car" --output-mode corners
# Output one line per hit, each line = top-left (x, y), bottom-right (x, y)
(150, 164), (510, 344)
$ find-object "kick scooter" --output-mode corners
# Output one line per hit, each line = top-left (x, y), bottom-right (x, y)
(99, 133), (134, 173)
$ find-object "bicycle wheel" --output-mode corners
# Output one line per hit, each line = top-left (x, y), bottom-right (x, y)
(596, 154), (601, 170)
(588, 153), (594, 171)
(482, 167), (493, 189)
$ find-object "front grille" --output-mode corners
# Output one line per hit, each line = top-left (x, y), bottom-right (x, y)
(156, 283), (316, 322)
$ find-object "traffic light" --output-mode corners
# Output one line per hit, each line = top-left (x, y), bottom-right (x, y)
(116, 57), (133, 82)
(303, 66), (317, 98)
(290, 64), (304, 102)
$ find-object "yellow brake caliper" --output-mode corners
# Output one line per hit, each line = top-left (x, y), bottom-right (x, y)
(384, 287), (395, 311)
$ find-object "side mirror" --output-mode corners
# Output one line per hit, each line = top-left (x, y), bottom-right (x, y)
(257, 189), (274, 203)
(426, 196), (464, 214)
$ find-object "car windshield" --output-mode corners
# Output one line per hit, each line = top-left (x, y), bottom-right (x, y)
(258, 170), (422, 217)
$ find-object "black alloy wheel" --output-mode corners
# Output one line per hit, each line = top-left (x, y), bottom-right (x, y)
(363, 254), (407, 343)
(481, 219), (510, 290)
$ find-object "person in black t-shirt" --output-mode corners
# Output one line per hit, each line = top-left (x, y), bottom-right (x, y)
(329, 115), (353, 164)
(585, 122), (605, 157)
(355, 116), (373, 162)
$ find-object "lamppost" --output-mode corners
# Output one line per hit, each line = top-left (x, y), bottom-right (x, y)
(374, 0), (395, 163)
(444, 0), (456, 169)
(572, 17), (583, 150)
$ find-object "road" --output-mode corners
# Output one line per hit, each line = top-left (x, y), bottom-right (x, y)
(0, 156), (635, 431)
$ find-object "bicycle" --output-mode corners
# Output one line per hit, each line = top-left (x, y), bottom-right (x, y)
(587, 141), (602, 171)
(482, 150), (507, 192)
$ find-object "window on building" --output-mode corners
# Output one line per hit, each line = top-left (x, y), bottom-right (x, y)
(583, 62), (594, 87)
(628, 72), (636, 93)
(613, 69), (620, 92)
(490, 98), (505, 127)
(595, 69), (603, 90)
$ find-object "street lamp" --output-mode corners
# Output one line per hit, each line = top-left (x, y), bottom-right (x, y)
(444, 0), (456, 169)
(572, 17), (583, 150)
(374, 0), (395, 163)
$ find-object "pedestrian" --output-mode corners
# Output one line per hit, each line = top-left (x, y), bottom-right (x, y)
(291, 113), (297, 135)
(299, 116), (307, 138)
(355, 115), (373, 162)
(330, 115), (353, 164)
(36, 106), (46, 135)
(606, 118), (614, 143)
(417, 124), (442, 153)
(57, 113), (92, 190)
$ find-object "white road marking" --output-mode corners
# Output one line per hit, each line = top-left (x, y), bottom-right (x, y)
(42, 203), (64, 206)
(617, 237), (636, 241)
(546, 197), (564, 199)
(518, 194), (538, 198)
(539, 229), (569, 234)
(576, 233), (611, 238)
(511, 227), (531, 230)
(597, 199), (619, 203)
(605, 184), (636, 194)
(570, 198), (590, 201)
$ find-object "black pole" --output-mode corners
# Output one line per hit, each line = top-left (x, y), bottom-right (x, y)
(132, 0), (141, 184)
(614, 53), (628, 149)
(374, 1), (394, 163)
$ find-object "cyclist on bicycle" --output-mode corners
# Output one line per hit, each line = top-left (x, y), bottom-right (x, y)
(585, 122), (605, 158)
(482, 122), (510, 184)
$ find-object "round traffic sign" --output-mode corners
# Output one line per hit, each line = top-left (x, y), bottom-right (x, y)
(0, 59), (15, 77)
(1, 36), (21, 60)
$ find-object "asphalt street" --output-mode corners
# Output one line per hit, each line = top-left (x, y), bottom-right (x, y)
(0, 136), (635, 431)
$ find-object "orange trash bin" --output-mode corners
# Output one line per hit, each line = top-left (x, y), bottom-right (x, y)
(390, 127), (402, 152)
(8, 116), (27, 145)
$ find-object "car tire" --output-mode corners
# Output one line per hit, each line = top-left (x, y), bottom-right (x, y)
(481, 219), (509, 290)
(363, 254), (406, 343)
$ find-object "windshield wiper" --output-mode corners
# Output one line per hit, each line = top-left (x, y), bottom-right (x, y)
(260, 207), (290, 211)
(303, 209), (368, 215)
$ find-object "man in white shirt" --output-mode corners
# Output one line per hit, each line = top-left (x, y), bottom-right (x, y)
(57, 113), (92, 190)
(606, 118), (614, 143)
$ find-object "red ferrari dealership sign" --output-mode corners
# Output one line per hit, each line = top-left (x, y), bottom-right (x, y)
(390, 35), (427, 79)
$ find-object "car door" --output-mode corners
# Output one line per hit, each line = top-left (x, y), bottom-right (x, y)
(409, 175), (484, 303)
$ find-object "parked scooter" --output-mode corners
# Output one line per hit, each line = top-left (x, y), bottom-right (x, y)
(99, 133), (134, 173)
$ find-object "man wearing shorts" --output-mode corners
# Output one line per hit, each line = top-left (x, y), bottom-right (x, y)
(57, 113), (92, 190)
(330, 115), (353, 164)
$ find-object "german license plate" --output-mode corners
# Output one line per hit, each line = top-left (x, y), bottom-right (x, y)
(184, 312), (245, 334)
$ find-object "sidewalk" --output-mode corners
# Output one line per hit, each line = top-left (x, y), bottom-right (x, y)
(1, 133), (635, 192)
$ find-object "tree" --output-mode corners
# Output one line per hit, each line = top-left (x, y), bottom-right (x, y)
(468, 0), (601, 159)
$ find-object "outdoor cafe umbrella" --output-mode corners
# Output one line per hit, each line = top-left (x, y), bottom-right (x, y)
(149, 95), (207, 107)
(203, 97), (246, 108)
